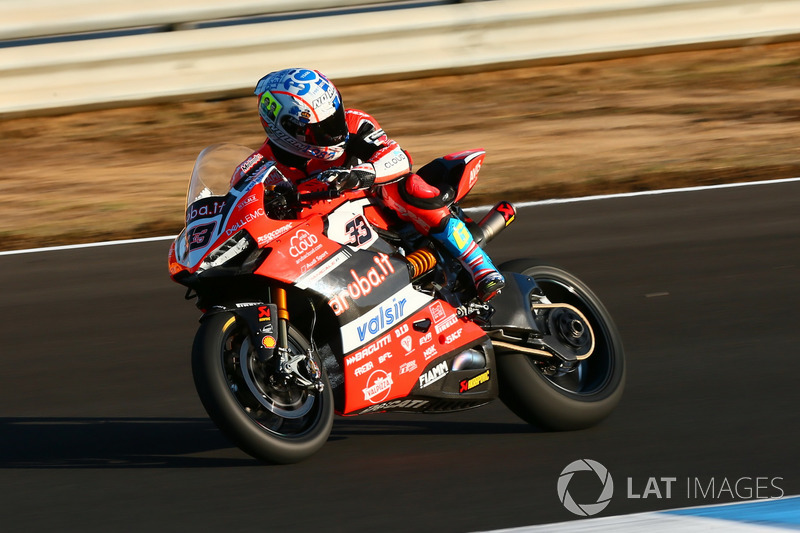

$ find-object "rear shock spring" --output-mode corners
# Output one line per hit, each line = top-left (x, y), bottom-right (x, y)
(406, 248), (437, 279)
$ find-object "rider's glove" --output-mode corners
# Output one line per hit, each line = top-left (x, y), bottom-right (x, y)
(317, 168), (358, 191)
(317, 164), (376, 191)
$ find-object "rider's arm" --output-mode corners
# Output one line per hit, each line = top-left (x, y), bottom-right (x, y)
(344, 110), (412, 188)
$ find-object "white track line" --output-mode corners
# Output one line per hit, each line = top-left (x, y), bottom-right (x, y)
(2, 176), (800, 257)
(486, 175), (800, 210)
(0, 235), (177, 257)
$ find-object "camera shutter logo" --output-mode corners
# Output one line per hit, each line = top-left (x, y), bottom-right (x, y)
(557, 459), (614, 516)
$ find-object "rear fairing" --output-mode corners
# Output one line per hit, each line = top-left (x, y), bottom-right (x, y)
(444, 149), (485, 202)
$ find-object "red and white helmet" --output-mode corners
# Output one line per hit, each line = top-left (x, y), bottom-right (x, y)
(254, 68), (348, 161)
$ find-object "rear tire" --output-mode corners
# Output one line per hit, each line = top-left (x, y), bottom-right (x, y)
(496, 260), (625, 430)
(192, 312), (333, 464)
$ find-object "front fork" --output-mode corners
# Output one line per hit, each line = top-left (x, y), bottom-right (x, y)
(273, 287), (323, 391)
(218, 288), (322, 391)
(274, 286), (290, 353)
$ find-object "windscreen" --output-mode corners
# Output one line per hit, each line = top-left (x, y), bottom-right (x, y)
(186, 143), (255, 211)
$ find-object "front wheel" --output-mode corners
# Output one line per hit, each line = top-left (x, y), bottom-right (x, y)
(192, 312), (333, 464)
(495, 260), (625, 431)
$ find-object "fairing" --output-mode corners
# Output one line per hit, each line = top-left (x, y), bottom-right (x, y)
(169, 144), (496, 416)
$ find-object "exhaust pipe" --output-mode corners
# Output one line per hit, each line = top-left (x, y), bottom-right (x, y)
(472, 201), (516, 247)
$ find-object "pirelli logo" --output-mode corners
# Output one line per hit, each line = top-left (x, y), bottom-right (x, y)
(459, 369), (490, 393)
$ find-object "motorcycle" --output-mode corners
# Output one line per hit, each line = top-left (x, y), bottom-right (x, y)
(168, 143), (625, 464)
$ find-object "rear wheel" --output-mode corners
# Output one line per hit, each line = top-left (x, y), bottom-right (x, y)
(192, 312), (333, 464)
(496, 260), (625, 430)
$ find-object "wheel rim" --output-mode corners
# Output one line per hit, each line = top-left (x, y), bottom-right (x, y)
(531, 276), (617, 398)
(220, 320), (324, 438)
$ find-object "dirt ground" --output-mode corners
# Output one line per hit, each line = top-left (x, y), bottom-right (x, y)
(2, 41), (800, 251)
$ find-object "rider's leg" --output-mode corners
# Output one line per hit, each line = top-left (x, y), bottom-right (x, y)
(429, 215), (505, 302)
(380, 175), (505, 302)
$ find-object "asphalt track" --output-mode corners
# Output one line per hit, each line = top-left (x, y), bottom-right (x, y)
(1, 180), (798, 532)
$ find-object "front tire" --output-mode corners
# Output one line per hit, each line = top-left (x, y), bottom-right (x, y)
(192, 312), (333, 464)
(496, 260), (625, 430)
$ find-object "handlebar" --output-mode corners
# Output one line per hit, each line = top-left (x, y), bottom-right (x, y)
(296, 188), (341, 202)
(262, 185), (341, 220)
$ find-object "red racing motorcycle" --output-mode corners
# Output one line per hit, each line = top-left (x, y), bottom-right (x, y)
(168, 143), (625, 463)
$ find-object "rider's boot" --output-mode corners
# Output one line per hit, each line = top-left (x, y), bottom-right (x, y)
(431, 216), (505, 302)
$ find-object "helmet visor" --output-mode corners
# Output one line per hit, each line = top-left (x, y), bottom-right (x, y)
(281, 105), (347, 147)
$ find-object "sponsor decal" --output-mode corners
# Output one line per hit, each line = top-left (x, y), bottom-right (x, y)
(360, 399), (428, 414)
(346, 333), (391, 367)
(262, 336), (276, 349)
(399, 360), (418, 375)
(496, 201), (516, 225)
(360, 399), (425, 414)
(378, 352), (392, 364)
(237, 193), (259, 211)
(311, 87), (337, 110)
(419, 361), (448, 388)
(419, 332), (433, 345)
(284, 228), (325, 268)
(289, 229), (318, 258)
(295, 248), (351, 290)
(468, 159), (482, 188)
(381, 147), (406, 170)
(288, 104), (311, 122)
(423, 346), (438, 360)
(401, 336), (413, 354)
(257, 222), (294, 246)
(434, 314), (458, 334)
(187, 198), (225, 224)
(258, 306), (271, 321)
(298, 249), (330, 275)
(240, 153), (264, 174)
(459, 369), (490, 393)
(328, 254), (395, 316)
(356, 297), (407, 341)
(344, 254), (395, 298)
(226, 207), (265, 236)
(394, 324), (409, 338)
(354, 360), (373, 377)
(443, 328), (463, 345)
(429, 301), (446, 323)
(363, 370), (393, 404)
(340, 284), (432, 352)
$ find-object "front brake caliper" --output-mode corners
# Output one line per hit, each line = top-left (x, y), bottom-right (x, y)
(278, 350), (324, 392)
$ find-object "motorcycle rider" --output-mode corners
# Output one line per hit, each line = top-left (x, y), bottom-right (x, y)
(237, 68), (505, 302)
